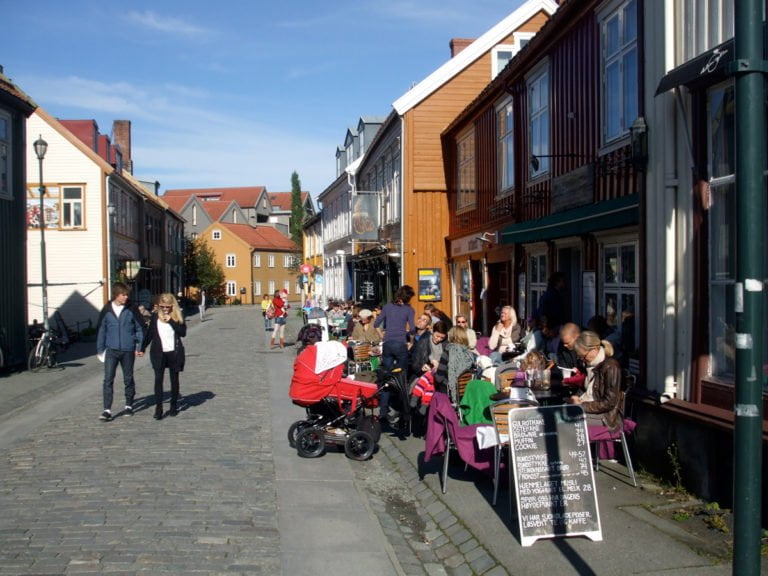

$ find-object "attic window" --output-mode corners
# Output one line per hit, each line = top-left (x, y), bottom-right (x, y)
(212, 229), (222, 240)
(492, 45), (515, 79)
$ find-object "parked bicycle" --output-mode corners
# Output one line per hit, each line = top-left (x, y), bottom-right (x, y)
(28, 323), (65, 372)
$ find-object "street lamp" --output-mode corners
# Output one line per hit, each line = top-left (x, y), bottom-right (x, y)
(33, 136), (49, 332)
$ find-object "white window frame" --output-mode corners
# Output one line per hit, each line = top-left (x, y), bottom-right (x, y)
(192, 204), (197, 226)
(226, 281), (237, 296)
(600, 239), (639, 353)
(212, 229), (222, 240)
(254, 281), (262, 296)
(283, 254), (292, 267)
(226, 253), (236, 268)
(268, 254), (275, 268)
(677, 0), (735, 61)
(527, 62), (550, 177)
(456, 128), (476, 212)
(268, 280), (275, 294)
(61, 186), (84, 228)
(599, 0), (639, 145)
(0, 111), (10, 200)
(283, 280), (290, 295)
(492, 45), (516, 79)
(254, 253), (261, 267)
(496, 97), (515, 197)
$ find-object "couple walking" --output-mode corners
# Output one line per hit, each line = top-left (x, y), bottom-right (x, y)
(96, 283), (187, 422)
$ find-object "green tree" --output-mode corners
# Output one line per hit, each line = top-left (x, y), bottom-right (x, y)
(194, 237), (225, 300)
(290, 171), (304, 248)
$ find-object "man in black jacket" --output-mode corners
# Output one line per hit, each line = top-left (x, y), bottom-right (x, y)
(95, 282), (146, 421)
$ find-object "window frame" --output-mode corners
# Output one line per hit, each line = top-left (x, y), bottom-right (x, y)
(527, 251), (548, 320)
(26, 184), (86, 230)
(527, 62), (550, 177)
(496, 96), (515, 198)
(212, 229), (222, 240)
(268, 254), (275, 268)
(599, 239), (639, 355)
(456, 127), (476, 212)
(226, 281), (237, 297)
(599, 0), (639, 146)
(226, 253), (236, 268)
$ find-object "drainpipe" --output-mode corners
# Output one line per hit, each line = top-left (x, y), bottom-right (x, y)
(731, 0), (765, 573)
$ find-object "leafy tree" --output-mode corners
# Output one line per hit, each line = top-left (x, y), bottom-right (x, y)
(290, 171), (304, 248)
(194, 237), (225, 300)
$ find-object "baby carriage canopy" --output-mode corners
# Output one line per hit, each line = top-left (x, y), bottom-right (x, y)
(289, 341), (377, 409)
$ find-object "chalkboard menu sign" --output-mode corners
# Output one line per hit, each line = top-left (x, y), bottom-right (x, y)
(508, 405), (602, 546)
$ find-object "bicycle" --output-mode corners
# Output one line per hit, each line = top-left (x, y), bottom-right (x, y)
(28, 324), (64, 372)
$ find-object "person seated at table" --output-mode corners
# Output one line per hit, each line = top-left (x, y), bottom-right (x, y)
(413, 313), (432, 343)
(455, 314), (477, 353)
(434, 326), (475, 405)
(424, 303), (453, 329)
(537, 315), (561, 359)
(587, 314), (623, 362)
(557, 322), (581, 369)
(488, 305), (522, 364)
(409, 320), (448, 379)
(327, 301), (344, 321)
(520, 349), (547, 373)
(566, 330), (623, 431)
(349, 309), (380, 344)
(346, 305), (362, 337)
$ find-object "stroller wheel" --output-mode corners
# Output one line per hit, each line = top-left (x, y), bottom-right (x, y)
(287, 420), (312, 448)
(345, 430), (375, 461)
(296, 427), (325, 458)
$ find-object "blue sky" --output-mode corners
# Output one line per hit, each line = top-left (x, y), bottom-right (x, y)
(1, 0), (525, 197)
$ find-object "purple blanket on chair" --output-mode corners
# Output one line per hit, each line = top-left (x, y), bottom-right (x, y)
(424, 392), (493, 473)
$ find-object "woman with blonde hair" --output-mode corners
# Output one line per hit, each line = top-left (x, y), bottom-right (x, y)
(433, 326), (475, 404)
(142, 293), (187, 420)
(567, 330), (623, 430)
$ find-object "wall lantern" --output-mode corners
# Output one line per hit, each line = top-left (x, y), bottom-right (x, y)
(629, 116), (648, 172)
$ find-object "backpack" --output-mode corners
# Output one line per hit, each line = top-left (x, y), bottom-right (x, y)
(265, 303), (276, 319)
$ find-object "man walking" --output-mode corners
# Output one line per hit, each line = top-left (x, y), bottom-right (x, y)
(96, 282), (146, 421)
(199, 288), (207, 322)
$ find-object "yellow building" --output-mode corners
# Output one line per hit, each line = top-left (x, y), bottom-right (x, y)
(200, 222), (300, 305)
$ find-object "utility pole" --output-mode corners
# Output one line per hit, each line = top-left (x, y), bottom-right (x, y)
(731, 0), (765, 573)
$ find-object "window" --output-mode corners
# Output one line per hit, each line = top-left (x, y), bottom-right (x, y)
(254, 281), (262, 296)
(268, 280), (275, 295)
(61, 187), (83, 228)
(226, 253), (236, 268)
(601, 240), (639, 356)
(283, 281), (290, 294)
(457, 129), (476, 211)
(26, 185), (85, 229)
(190, 232), (198, 240)
(528, 253), (548, 319)
(283, 254), (292, 267)
(707, 82), (737, 379)
(212, 229), (221, 240)
(0, 112), (10, 200)
(492, 45), (515, 79)
(226, 281), (237, 297)
(496, 98), (514, 196)
(232, 209), (237, 224)
(254, 253), (261, 267)
(528, 65), (550, 176)
(268, 254), (275, 268)
(192, 205), (197, 226)
(600, 0), (638, 144)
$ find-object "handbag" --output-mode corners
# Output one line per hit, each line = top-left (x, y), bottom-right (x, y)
(176, 337), (186, 372)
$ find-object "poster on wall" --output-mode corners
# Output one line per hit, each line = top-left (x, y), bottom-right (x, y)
(418, 268), (442, 302)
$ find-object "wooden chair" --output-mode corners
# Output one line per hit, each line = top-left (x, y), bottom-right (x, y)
(589, 385), (637, 487)
(454, 370), (474, 421)
(348, 342), (372, 374)
(490, 397), (538, 514)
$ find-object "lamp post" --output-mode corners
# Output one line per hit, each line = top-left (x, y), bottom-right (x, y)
(33, 136), (49, 332)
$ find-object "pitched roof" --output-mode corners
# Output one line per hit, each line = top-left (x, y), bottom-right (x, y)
(268, 191), (310, 211)
(164, 186), (266, 206)
(161, 195), (189, 213)
(0, 70), (37, 113)
(199, 200), (234, 221)
(392, 0), (559, 114)
(220, 223), (299, 251)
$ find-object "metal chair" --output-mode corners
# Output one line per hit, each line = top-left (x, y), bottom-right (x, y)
(490, 396), (538, 514)
(589, 385), (637, 487)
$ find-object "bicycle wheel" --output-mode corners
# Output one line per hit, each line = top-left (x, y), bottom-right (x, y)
(28, 338), (48, 372)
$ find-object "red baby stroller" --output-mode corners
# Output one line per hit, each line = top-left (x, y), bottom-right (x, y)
(288, 341), (381, 460)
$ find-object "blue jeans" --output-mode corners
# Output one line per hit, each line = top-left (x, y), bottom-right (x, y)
(379, 340), (409, 419)
(263, 314), (273, 331)
(103, 349), (136, 411)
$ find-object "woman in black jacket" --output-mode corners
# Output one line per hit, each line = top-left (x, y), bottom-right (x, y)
(142, 293), (187, 420)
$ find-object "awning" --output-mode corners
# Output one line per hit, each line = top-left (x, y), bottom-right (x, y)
(655, 37), (734, 95)
(499, 194), (639, 244)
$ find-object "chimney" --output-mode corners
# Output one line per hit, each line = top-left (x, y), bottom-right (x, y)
(449, 38), (475, 57)
(112, 120), (133, 174)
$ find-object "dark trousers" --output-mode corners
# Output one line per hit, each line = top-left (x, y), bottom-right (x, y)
(380, 340), (409, 419)
(103, 349), (136, 411)
(154, 351), (180, 414)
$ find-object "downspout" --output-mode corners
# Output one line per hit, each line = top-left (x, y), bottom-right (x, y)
(399, 115), (405, 288)
(105, 174), (114, 298)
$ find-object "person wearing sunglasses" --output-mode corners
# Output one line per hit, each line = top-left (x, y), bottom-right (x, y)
(142, 293), (187, 419)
